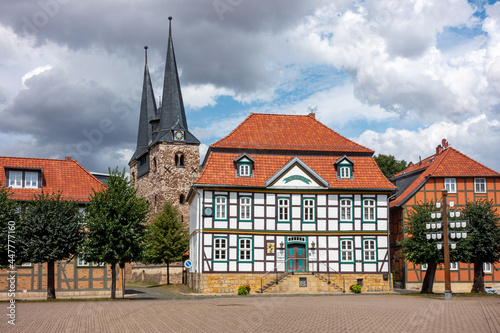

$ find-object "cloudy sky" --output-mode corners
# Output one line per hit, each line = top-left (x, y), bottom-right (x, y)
(1, 0), (500, 175)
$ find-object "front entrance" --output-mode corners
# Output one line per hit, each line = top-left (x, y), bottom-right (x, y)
(288, 244), (306, 272)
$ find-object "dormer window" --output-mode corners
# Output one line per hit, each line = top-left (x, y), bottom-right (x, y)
(239, 164), (251, 177)
(7, 170), (41, 189)
(339, 166), (351, 179)
(334, 156), (354, 179)
(234, 154), (254, 177)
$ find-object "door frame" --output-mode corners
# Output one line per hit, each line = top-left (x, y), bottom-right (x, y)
(285, 236), (308, 272)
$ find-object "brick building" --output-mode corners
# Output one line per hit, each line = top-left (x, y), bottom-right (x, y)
(129, 17), (200, 225)
(390, 142), (500, 291)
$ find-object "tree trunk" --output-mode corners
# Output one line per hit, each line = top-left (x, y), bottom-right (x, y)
(111, 262), (116, 299)
(119, 262), (125, 299)
(167, 261), (170, 285)
(47, 260), (56, 300)
(471, 258), (485, 293)
(420, 262), (437, 294)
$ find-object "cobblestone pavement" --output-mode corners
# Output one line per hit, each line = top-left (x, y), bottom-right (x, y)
(2, 294), (499, 332)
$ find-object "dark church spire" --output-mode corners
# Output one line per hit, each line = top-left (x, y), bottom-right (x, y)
(152, 17), (200, 145)
(130, 46), (158, 162)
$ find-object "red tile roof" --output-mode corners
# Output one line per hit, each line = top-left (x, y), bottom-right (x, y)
(1, 156), (105, 202)
(196, 153), (395, 190)
(211, 113), (373, 153)
(390, 147), (500, 207)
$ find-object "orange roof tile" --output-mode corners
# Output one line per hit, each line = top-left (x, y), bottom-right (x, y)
(390, 147), (500, 207)
(211, 113), (373, 153)
(196, 153), (395, 190)
(1, 156), (105, 202)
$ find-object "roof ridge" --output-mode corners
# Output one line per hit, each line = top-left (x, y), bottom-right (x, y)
(210, 113), (255, 147)
(70, 159), (107, 190)
(0, 156), (74, 162)
(447, 147), (500, 175)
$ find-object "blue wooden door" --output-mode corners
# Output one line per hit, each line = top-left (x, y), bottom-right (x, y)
(288, 244), (306, 272)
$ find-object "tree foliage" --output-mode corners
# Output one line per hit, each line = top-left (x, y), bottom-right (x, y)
(374, 154), (407, 179)
(0, 184), (18, 268)
(143, 201), (188, 284)
(398, 201), (467, 293)
(17, 192), (82, 299)
(81, 168), (149, 298)
(461, 200), (500, 293)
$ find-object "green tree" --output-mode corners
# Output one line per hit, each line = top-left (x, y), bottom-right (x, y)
(398, 202), (467, 293)
(143, 201), (189, 284)
(17, 192), (82, 300)
(81, 168), (149, 298)
(462, 200), (500, 293)
(0, 184), (19, 268)
(374, 154), (407, 179)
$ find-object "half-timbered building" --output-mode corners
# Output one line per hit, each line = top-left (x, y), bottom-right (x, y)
(188, 113), (396, 293)
(0, 156), (121, 299)
(390, 142), (500, 292)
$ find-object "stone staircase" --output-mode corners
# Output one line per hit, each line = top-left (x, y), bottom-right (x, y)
(258, 272), (345, 294)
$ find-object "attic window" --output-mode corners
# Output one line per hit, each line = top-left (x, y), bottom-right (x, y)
(234, 154), (254, 177)
(7, 170), (41, 189)
(334, 156), (354, 179)
(239, 164), (251, 177)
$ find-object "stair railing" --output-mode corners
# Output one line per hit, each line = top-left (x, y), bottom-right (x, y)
(315, 261), (346, 293)
(259, 258), (296, 293)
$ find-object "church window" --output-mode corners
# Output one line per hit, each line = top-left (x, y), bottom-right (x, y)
(175, 152), (185, 167)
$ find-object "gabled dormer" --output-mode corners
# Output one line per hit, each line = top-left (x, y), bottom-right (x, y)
(334, 156), (354, 179)
(234, 154), (254, 177)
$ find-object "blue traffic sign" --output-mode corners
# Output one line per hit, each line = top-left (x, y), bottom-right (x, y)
(184, 260), (192, 269)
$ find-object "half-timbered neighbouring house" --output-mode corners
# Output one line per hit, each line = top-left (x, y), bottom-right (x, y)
(188, 113), (396, 294)
(0, 156), (123, 299)
(390, 142), (500, 291)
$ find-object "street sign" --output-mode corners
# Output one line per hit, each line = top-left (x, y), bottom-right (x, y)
(184, 260), (192, 269)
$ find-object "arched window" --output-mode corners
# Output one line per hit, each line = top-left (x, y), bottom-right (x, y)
(175, 152), (185, 167)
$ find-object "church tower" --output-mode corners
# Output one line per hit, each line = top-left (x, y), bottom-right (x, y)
(129, 17), (200, 225)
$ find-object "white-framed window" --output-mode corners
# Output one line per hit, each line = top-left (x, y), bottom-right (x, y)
(340, 198), (352, 222)
(214, 196), (228, 220)
(421, 263), (428, 271)
(339, 166), (351, 179)
(277, 198), (290, 222)
(25, 172), (38, 188)
(363, 239), (376, 262)
(340, 239), (354, 263)
(444, 178), (456, 193)
(450, 262), (458, 270)
(238, 238), (252, 262)
(239, 164), (251, 177)
(483, 262), (492, 273)
(303, 198), (315, 222)
(213, 237), (228, 262)
(9, 171), (23, 188)
(474, 178), (486, 193)
(239, 196), (252, 221)
(363, 199), (376, 222)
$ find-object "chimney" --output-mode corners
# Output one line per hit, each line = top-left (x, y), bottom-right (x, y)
(308, 111), (315, 119)
(65, 156), (72, 161)
(436, 145), (443, 155)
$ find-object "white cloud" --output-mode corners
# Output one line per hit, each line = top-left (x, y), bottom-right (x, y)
(355, 114), (500, 171)
(183, 84), (234, 109)
(22, 65), (53, 88)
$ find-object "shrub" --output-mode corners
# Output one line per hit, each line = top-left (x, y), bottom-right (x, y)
(238, 285), (248, 295)
(350, 284), (362, 293)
